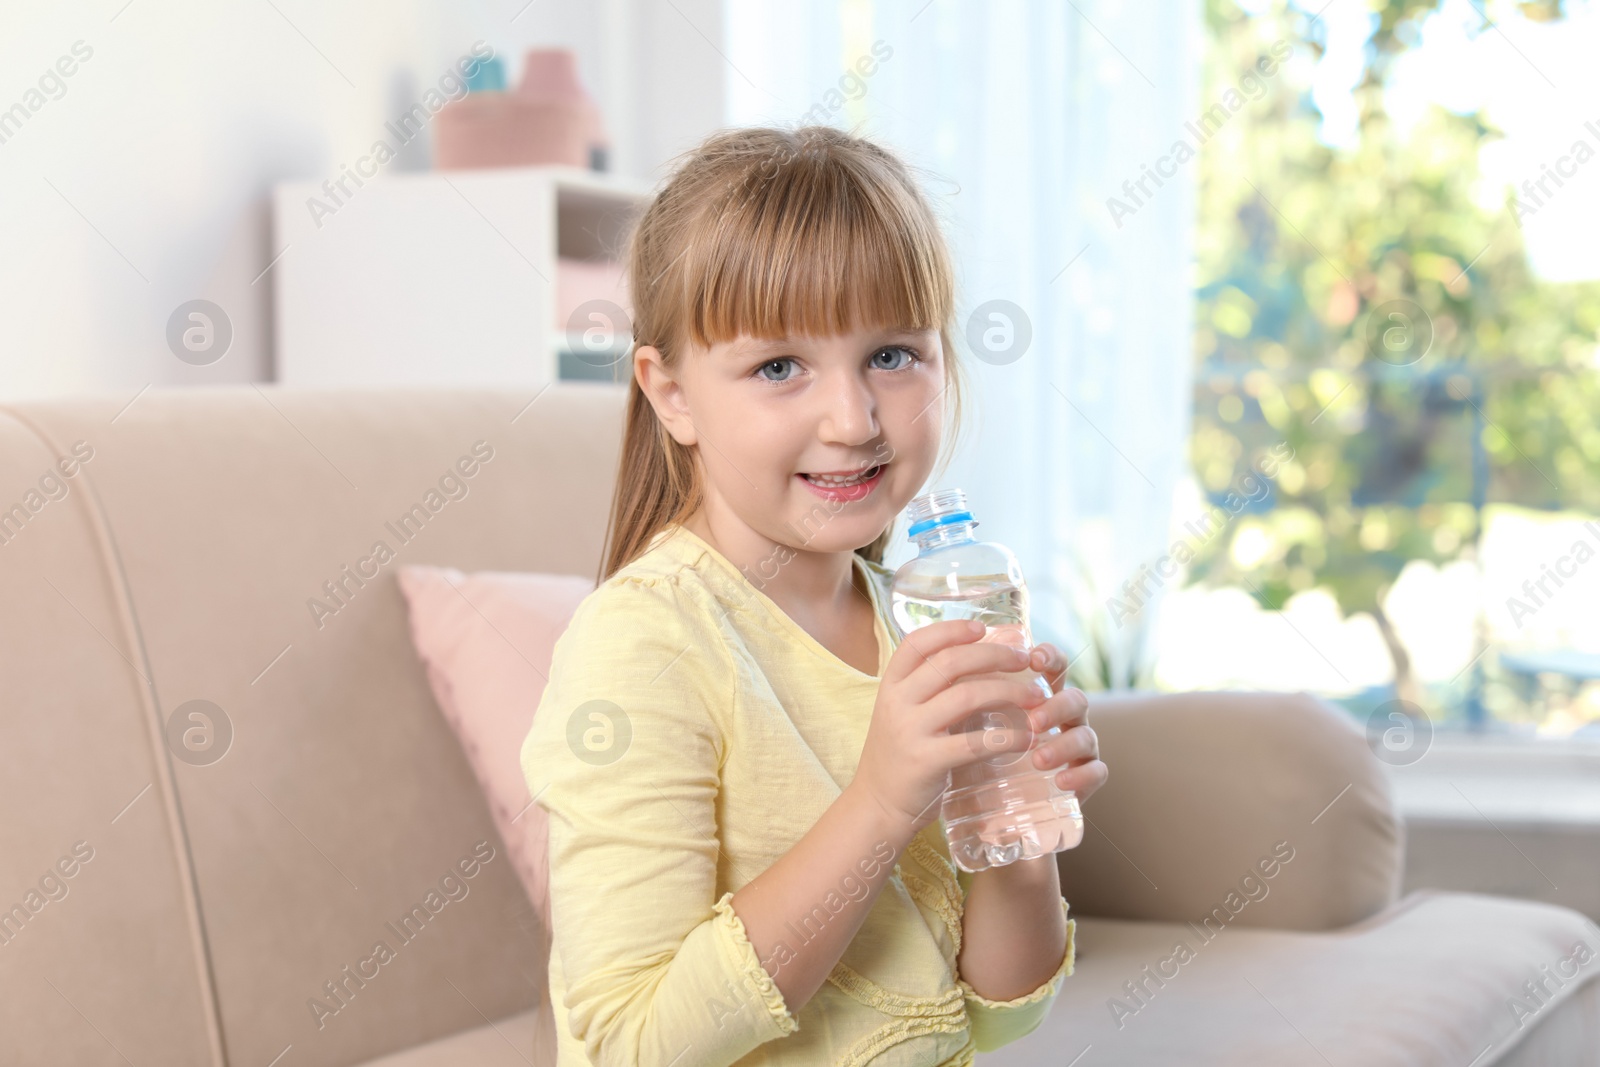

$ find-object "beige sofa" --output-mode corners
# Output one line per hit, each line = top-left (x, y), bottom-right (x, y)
(2, 383), (1596, 1066)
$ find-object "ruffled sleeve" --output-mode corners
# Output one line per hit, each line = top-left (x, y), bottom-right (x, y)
(711, 891), (801, 1035)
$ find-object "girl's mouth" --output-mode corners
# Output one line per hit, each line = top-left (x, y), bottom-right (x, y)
(797, 463), (886, 502)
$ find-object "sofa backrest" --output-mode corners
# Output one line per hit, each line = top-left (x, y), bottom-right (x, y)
(0, 383), (1402, 1066)
(1058, 689), (1403, 931)
(0, 384), (627, 1067)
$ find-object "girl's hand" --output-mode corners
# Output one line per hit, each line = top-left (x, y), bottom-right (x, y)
(853, 619), (1052, 836)
(1022, 642), (1108, 802)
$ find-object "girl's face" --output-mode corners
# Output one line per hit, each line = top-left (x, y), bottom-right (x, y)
(638, 324), (945, 555)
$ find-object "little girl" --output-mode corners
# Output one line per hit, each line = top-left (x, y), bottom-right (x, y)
(522, 124), (1106, 1067)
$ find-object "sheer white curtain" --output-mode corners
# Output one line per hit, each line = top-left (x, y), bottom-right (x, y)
(724, 0), (1198, 688)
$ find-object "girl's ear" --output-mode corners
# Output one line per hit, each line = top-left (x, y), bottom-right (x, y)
(634, 344), (698, 447)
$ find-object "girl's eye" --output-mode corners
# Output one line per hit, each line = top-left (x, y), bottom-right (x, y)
(870, 346), (920, 371)
(753, 347), (920, 382)
(756, 357), (797, 382)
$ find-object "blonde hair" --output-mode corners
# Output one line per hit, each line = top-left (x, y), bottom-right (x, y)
(600, 124), (968, 582)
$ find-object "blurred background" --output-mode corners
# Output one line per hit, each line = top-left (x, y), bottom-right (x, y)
(3, 0), (1597, 922)
(1161, 0), (1600, 746)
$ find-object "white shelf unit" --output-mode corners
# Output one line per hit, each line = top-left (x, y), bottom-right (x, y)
(271, 165), (649, 388)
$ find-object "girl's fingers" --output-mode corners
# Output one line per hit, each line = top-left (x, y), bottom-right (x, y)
(1027, 687), (1090, 733)
(901, 641), (1030, 703)
(884, 619), (986, 684)
(1028, 723), (1099, 769)
(934, 722), (1034, 767)
(1050, 758), (1109, 800)
(1028, 642), (1071, 692)
(938, 720), (1098, 769)
(926, 677), (1049, 735)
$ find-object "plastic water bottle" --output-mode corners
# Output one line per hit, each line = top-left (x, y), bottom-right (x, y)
(889, 489), (1084, 872)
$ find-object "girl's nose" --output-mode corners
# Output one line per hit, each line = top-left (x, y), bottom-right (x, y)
(817, 375), (878, 445)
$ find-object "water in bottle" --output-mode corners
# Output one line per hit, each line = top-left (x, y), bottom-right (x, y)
(889, 489), (1084, 872)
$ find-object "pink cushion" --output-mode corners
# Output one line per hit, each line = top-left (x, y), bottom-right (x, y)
(396, 565), (593, 1057)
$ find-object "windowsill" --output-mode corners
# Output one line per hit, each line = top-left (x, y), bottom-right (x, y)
(1384, 734), (1600, 829)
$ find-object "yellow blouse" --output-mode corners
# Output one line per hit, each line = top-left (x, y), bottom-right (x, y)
(521, 522), (1075, 1066)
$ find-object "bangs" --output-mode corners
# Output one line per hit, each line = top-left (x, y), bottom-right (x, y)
(675, 149), (954, 351)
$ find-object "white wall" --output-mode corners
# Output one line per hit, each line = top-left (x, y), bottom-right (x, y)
(0, 0), (724, 399)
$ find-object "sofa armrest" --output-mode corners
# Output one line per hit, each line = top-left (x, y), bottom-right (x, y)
(1055, 690), (1402, 931)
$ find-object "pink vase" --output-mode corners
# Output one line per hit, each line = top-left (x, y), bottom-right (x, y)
(434, 47), (608, 171)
